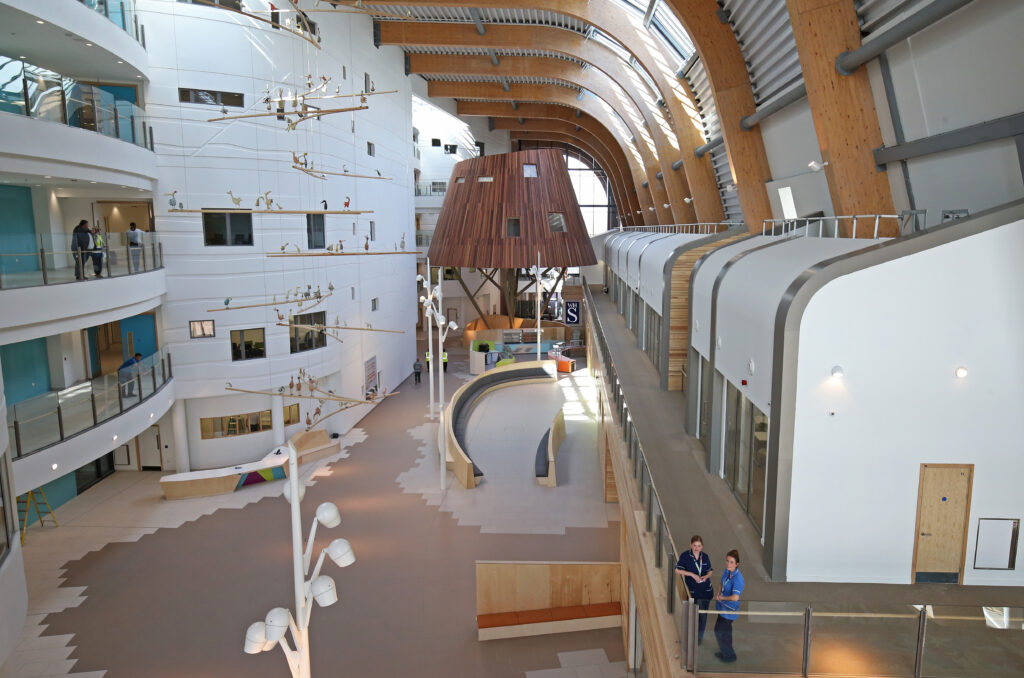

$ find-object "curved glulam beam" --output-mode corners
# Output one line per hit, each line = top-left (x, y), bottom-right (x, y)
(380, 22), (676, 223)
(409, 53), (697, 223)
(786, 0), (895, 233)
(429, 81), (662, 224)
(457, 101), (646, 223)
(496, 118), (636, 226)
(371, 1), (735, 223)
(662, 0), (773, 230)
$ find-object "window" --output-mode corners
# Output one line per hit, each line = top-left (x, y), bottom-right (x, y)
(369, 221), (376, 242)
(178, 88), (244, 107)
(430, 181), (447, 193)
(306, 213), (325, 249)
(190, 320), (215, 338)
(443, 144), (458, 154)
(548, 212), (567, 233)
(523, 164), (538, 178)
(478, 176), (494, 183)
(0, 458), (10, 563)
(284, 403), (301, 425)
(290, 311), (326, 353)
(200, 408), (275, 439)
(203, 212), (253, 246)
(351, 287), (355, 300)
(366, 141), (375, 156)
(456, 177), (466, 184)
(371, 297), (379, 311)
(179, 0), (242, 8)
(506, 217), (521, 237)
(231, 328), (265, 361)
(475, 141), (485, 156)
(431, 138), (441, 147)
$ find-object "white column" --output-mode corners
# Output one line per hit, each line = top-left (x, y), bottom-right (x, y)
(272, 394), (286, 447)
(172, 399), (190, 473)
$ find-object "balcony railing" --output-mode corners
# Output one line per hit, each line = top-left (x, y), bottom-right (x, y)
(0, 58), (153, 150)
(0, 232), (162, 290)
(77, 0), (145, 45)
(415, 182), (448, 197)
(6, 346), (172, 459)
(415, 231), (433, 247)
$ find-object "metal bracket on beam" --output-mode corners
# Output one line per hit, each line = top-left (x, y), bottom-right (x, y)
(404, 54), (410, 77)
(642, 0), (658, 29)
(575, 109), (582, 118)
(468, 8), (486, 35)
(836, 0), (972, 75)
(372, 21), (381, 48)
(518, 117), (525, 125)
(574, 125), (581, 132)
(655, 172), (663, 180)
(741, 85), (807, 130)
(488, 49), (499, 67)
(694, 135), (724, 158)
(488, 116), (495, 132)
(641, 181), (649, 188)
(501, 78), (510, 92)
(672, 159), (683, 171)
(678, 53), (698, 80)
(576, 89), (584, 101)
(511, 101), (518, 110)
(716, 8), (731, 23)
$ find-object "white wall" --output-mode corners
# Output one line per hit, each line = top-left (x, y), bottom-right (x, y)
(139, 0), (418, 467)
(788, 220), (1024, 584)
(871, 0), (1024, 226)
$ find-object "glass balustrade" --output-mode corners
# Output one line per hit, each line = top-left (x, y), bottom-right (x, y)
(76, 0), (143, 44)
(0, 58), (151, 150)
(0, 231), (162, 290)
(6, 346), (172, 459)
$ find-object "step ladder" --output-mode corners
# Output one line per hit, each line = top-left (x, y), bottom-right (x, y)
(16, 489), (58, 545)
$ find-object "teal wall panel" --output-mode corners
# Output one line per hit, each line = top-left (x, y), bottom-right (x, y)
(0, 185), (38, 274)
(0, 338), (50, 404)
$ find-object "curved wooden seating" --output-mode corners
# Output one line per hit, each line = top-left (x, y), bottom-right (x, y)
(535, 409), (565, 487)
(444, 360), (557, 489)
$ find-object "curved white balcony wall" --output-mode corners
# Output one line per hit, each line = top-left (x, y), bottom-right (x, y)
(0, 542), (28, 670)
(0, 113), (157, 189)
(13, 379), (175, 495)
(0, 0), (149, 79)
(0, 269), (165, 345)
(144, 2), (416, 467)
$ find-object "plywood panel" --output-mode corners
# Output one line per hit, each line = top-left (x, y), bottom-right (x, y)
(475, 561), (621, 615)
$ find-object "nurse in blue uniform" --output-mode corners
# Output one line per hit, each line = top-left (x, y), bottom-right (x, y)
(714, 549), (744, 663)
(674, 535), (714, 643)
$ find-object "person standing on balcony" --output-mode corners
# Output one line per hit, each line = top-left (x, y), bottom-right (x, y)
(90, 227), (105, 277)
(118, 352), (143, 397)
(127, 222), (143, 272)
(675, 535), (714, 644)
(713, 550), (744, 664)
(442, 351), (448, 373)
(72, 219), (92, 280)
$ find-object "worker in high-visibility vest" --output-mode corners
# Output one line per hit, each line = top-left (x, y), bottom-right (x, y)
(424, 350), (431, 366)
(442, 351), (448, 373)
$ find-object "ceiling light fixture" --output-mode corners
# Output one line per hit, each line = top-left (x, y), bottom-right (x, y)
(830, 366), (844, 379)
(85, 42), (93, 46)
(954, 366), (968, 379)
(808, 160), (830, 172)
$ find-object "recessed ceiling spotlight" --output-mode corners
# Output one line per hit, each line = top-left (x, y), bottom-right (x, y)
(830, 366), (844, 379)
(136, 75), (142, 78)
(44, 175), (52, 179)
(36, 19), (45, 24)
(117, 60), (124, 64)
(85, 42), (93, 46)
(955, 366), (968, 379)
(18, 56), (26, 59)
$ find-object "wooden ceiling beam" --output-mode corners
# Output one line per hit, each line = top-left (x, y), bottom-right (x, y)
(786, 0), (896, 234)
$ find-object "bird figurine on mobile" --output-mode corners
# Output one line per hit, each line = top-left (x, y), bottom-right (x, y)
(344, 196), (351, 208)
(224, 298), (232, 306)
(164, 190), (178, 207)
(227, 190), (243, 206)
(364, 235), (370, 250)
(321, 200), (328, 209)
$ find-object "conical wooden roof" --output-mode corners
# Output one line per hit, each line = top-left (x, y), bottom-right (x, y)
(426, 148), (597, 268)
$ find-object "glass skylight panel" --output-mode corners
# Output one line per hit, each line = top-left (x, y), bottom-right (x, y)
(652, 2), (696, 61)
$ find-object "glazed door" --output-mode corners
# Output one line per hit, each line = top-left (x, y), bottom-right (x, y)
(913, 464), (972, 583)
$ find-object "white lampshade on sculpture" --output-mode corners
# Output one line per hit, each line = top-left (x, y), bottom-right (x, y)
(327, 538), (356, 568)
(244, 622), (270, 654)
(264, 608), (292, 643)
(311, 575), (338, 607)
(283, 481), (306, 504)
(315, 502), (341, 529)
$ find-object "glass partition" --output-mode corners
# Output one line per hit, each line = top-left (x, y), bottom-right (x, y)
(696, 602), (808, 675)
(0, 58), (27, 115)
(23, 64), (65, 123)
(808, 603), (920, 676)
(923, 606), (1024, 678)
(77, 0), (142, 43)
(6, 346), (171, 458)
(0, 231), (161, 290)
(0, 457), (9, 561)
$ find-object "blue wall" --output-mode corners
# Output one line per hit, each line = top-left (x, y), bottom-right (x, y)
(119, 314), (156, 359)
(0, 338), (50, 404)
(0, 185), (38, 274)
(19, 472), (77, 527)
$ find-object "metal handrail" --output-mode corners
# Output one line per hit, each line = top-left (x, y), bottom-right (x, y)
(621, 221), (744, 235)
(761, 214), (904, 239)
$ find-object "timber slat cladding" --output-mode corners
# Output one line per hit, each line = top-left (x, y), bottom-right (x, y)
(668, 234), (746, 391)
(427, 149), (597, 268)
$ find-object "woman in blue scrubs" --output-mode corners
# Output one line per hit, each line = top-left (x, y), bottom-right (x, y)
(675, 535), (714, 643)
(714, 549), (744, 663)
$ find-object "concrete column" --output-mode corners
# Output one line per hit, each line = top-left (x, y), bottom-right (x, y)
(172, 399), (190, 473)
(272, 394), (286, 447)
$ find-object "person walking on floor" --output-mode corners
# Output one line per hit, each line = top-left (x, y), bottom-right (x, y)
(442, 350), (448, 373)
(675, 535), (714, 644)
(71, 219), (92, 280)
(126, 221), (143, 272)
(118, 352), (143, 397)
(413, 358), (422, 384)
(714, 549), (744, 663)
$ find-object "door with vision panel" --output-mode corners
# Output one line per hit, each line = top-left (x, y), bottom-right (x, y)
(912, 464), (973, 583)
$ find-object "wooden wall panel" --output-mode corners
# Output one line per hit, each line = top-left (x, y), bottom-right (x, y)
(427, 148), (597, 268)
(475, 561), (621, 615)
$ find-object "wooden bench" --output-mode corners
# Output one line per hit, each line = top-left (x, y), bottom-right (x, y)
(477, 602), (622, 640)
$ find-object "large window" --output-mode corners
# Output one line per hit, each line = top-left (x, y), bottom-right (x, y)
(722, 380), (769, 533)
(178, 88), (244, 107)
(203, 212), (253, 246)
(306, 214), (325, 249)
(0, 457), (10, 563)
(290, 312), (326, 353)
(200, 404), (300, 439)
(230, 328), (265, 361)
(190, 320), (215, 338)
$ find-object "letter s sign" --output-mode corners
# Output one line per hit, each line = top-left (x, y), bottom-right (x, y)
(565, 301), (580, 325)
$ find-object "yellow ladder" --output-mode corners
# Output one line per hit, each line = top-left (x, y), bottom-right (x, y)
(16, 489), (58, 545)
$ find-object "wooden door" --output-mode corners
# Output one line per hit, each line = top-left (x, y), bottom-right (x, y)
(913, 464), (973, 583)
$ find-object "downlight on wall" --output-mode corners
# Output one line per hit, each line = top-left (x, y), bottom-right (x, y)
(955, 366), (968, 379)
(830, 366), (844, 380)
